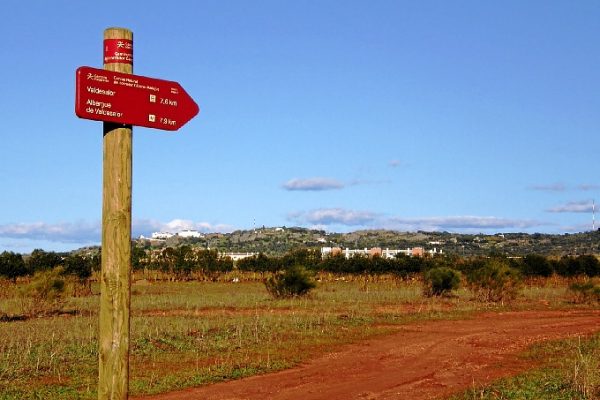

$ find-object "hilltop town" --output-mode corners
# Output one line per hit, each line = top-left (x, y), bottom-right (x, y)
(131, 227), (600, 258)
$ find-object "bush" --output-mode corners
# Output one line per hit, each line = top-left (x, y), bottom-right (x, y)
(556, 255), (600, 277)
(423, 267), (461, 297)
(467, 258), (522, 302)
(520, 254), (553, 277)
(569, 279), (600, 304)
(19, 267), (67, 316)
(264, 265), (316, 298)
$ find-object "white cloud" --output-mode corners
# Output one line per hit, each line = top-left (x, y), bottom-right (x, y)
(546, 200), (594, 213)
(282, 177), (344, 191)
(0, 219), (235, 244)
(133, 219), (234, 236)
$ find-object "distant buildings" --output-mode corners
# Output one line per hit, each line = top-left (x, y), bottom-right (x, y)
(150, 232), (174, 240)
(143, 229), (204, 240)
(321, 246), (442, 259)
(222, 252), (257, 261)
(178, 229), (203, 238)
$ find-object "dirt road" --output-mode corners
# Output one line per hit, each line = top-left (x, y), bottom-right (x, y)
(135, 310), (600, 400)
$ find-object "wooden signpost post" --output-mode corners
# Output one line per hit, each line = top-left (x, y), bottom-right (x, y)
(98, 27), (133, 400)
(76, 27), (199, 399)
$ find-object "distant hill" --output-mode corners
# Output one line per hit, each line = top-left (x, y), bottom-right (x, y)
(132, 227), (600, 257)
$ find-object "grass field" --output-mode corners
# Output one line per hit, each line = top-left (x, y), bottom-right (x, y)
(0, 275), (597, 399)
(449, 333), (600, 400)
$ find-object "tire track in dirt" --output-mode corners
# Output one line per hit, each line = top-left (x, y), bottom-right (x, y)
(133, 310), (600, 400)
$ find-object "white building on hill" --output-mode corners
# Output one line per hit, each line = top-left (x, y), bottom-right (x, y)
(321, 246), (442, 259)
(151, 231), (174, 239)
(149, 230), (203, 239)
(178, 229), (203, 238)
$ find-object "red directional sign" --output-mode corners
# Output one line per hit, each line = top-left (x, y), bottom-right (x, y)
(75, 66), (199, 131)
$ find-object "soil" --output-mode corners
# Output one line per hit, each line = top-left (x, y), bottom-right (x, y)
(133, 310), (600, 400)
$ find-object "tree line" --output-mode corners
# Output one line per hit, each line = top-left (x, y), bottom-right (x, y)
(1, 247), (599, 282)
(0, 249), (97, 282)
(235, 249), (600, 278)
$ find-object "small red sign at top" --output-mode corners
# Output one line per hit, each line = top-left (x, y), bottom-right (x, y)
(104, 39), (133, 65)
(75, 66), (199, 131)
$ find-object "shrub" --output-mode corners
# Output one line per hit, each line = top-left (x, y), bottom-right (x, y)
(264, 265), (316, 298)
(556, 255), (600, 277)
(569, 279), (600, 304)
(467, 258), (521, 302)
(520, 254), (553, 277)
(423, 267), (461, 297)
(19, 267), (67, 316)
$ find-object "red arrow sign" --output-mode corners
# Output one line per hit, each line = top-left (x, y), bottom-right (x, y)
(75, 66), (199, 131)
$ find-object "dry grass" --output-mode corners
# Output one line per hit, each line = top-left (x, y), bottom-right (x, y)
(0, 275), (591, 399)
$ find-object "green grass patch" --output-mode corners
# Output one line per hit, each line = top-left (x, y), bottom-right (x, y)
(450, 333), (600, 400)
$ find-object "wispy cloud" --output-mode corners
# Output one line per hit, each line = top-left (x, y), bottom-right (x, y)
(287, 208), (543, 232)
(0, 221), (100, 242)
(282, 177), (344, 191)
(529, 183), (567, 192)
(578, 184), (600, 191)
(288, 208), (379, 226)
(384, 216), (542, 231)
(529, 183), (600, 192)
(546, 200), (594, 213)
(560, 223), (596, 233)
(347, 178), (391, 186)
(388, 159), (402, 168)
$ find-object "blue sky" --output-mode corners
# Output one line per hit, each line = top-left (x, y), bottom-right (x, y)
(1, 0), (599, 253)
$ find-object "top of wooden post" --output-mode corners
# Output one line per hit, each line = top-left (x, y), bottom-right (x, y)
(104, 28), (133, 73)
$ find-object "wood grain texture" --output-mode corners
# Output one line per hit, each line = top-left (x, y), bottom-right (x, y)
(99, 27), (133, 400)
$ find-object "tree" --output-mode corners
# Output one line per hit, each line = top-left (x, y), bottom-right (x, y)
(0, 251), (28, 282)
(392, 254), (425, 276)
(173, 245), (194, 278)
(281, 249), (320, 270)
(237, 253), (275, 273)
(195, 249), (233, 278)
(27, 249), (62, 273)
(131, 244), (147, 271)
(556, 255), (600, 277)
(158, 247), (177, 274)
(577, 255), (600, 277)
(319, 253), (347, 274)
(520, 254), (553, 277)
(63, 254), (93, 281)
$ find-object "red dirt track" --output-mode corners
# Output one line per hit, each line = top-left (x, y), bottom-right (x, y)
(135, 310), (600, 400)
